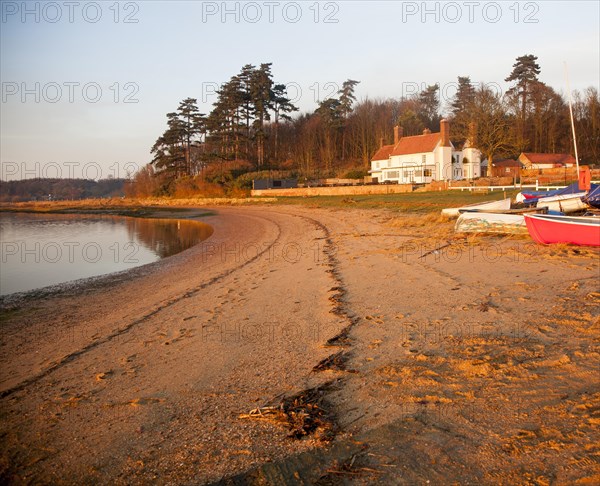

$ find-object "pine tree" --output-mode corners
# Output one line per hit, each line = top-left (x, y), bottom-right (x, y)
(417, 84), (441, 131)
(207, 77), (244, 161)
(337, 79), (360, 119)
(449, 76), (475, 143)
(151, 112), (187, 181)
(151, 99), (206, 186)
(505, 54), (541, 111)
(250, 63), (274, 170)
(238, 64), (256, 158)
(271, 83), (298, 162)
(177, 98), (205, 175)
(337, 79), (360, 161)
(505, 54), (541, 149)
(397, 98), (424, 136)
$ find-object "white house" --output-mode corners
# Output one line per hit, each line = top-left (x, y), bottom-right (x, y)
(370, 120), (481, 183)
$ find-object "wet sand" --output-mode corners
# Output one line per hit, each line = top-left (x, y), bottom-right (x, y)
(1, 206), (599, 484)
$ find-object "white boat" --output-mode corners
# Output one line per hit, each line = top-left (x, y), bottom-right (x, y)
(441, 198), (512, 217)
(535, 192), (588, 214)
(455, 212), (528, 234)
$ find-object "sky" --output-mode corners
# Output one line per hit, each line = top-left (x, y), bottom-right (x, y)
(1, 0), (599, 180)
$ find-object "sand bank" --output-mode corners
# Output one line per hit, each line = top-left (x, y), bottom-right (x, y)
(1, 206), (598, 484)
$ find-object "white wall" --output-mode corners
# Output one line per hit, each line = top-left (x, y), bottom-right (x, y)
(463, 148), (481, 179)
(371, 145), (482, 182)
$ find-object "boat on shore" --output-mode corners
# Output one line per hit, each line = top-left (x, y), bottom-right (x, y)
(516, 189), (561, 203)
(584, 184), (600, 209)
(441, 198), (512, 217)
(535, 192), (588, 214)
(524, 214), (600, 246)
(517, 182), (598, 207)
(459, 206), (547, 215)
(455, 212), (529, 235)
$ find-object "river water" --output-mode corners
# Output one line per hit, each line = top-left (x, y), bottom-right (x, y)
(0, 213), (213, 296)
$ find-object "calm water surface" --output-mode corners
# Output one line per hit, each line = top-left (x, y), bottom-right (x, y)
(0, 213), (213, 296)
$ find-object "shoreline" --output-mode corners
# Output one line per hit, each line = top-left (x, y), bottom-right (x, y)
(1, 205), (599, 484)
(0, 197), (277, 216)
(0, 190), (521, 214)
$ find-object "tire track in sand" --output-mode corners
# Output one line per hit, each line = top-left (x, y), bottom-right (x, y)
(0, 212), (283, 399)
(242, 210), (360, 442)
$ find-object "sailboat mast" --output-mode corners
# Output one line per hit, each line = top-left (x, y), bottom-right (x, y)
(564, 62), (580, 172)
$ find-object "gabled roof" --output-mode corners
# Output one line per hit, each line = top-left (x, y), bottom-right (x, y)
(371, 132), (446, 161)
(492, 158), (523, 168)
(520, 153), (576, 166)
(369, 128), (462, 162)
(390, 133), (442, 156)
(371, 144), (395, 161)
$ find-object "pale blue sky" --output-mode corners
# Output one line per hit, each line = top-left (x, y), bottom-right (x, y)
(1, 0), (599, 180)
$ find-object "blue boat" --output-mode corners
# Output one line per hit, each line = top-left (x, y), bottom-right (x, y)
(520, 182), (599, 209)
(584, 184), (600, 209)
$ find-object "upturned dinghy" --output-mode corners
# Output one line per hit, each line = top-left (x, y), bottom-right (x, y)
(441, 198), (512, 218)
(455, 212), (528, 235)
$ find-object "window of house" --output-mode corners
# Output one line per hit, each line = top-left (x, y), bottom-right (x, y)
(463, 156), (470, 165)
(424, 169), (432, 177)
(386, 171), (399, 179)
(375, 162), (379, 169)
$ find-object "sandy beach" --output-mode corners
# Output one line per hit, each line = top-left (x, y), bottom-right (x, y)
(1, 205), (599, 484)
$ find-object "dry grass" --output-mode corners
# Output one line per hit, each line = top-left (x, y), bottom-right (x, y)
(0, 197), (278, 213)
(387, 213), (452, 228)
(385, 213), (456, 241)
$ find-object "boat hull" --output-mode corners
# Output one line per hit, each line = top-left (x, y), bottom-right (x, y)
(535, 193), (588, 214)
(524, 214), (600, 246)
(455, 212), (528, 234)
(442, 198), (512, 217)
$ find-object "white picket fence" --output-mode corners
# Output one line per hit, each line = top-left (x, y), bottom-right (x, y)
(449, 180), (600, 192)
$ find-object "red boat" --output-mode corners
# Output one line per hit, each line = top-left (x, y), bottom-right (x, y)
(524, 214), (600, 246)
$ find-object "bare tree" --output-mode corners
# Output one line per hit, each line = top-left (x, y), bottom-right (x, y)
(469, 86), (517, 176)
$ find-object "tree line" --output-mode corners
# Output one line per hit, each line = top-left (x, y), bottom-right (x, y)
(0, 178), (125, 202)
(131, 55), (599, 196)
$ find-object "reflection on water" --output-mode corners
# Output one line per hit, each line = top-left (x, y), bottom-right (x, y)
(125, 217), (213, 259)
(0, 213), (213, 296)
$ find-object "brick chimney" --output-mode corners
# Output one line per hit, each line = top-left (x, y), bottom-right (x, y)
(440, 119), (450, 147)
(393, 125), (403, 144)
(379, 137), (384, 149)
(423, 128), (431, 135)
(468, 122), (476, 146)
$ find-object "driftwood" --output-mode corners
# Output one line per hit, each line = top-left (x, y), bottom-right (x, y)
(419, 241), (453, 259)
(239, 382), (338, 440)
